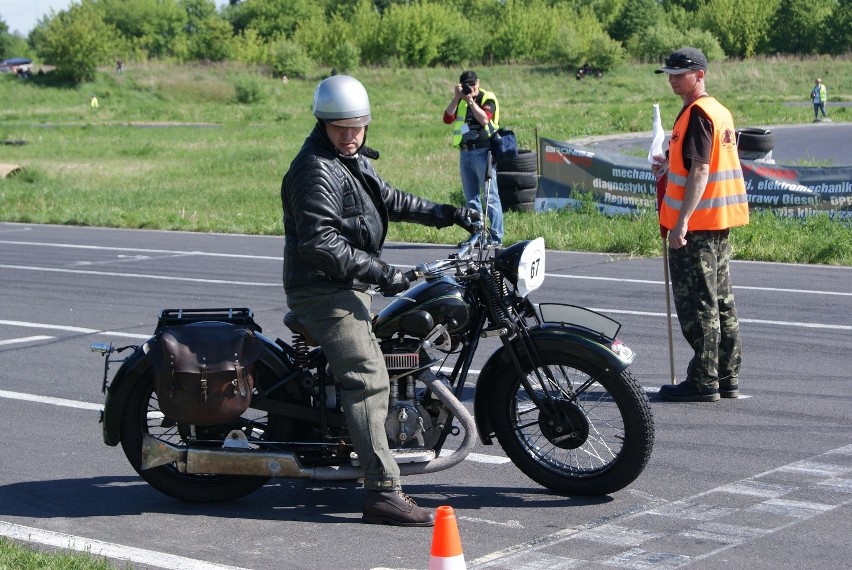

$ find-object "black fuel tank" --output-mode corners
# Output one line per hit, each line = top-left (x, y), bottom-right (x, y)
(373, 276), (472, 339)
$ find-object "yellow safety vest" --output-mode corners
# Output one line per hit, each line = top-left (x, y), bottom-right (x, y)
(451, 89), (499, 148)
(660, 97), (749, 231)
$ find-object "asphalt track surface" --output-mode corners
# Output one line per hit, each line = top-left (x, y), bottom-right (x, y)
(0, 122), (850, 570)
(1, 222), (850, 570)
(571, 121), (852, 167)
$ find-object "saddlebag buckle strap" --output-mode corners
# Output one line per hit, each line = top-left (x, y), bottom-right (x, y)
(146, 322), (263, 425)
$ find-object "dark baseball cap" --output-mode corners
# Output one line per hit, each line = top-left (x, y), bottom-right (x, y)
(655, 48), (707, 75)
(460, 70), (478, 84)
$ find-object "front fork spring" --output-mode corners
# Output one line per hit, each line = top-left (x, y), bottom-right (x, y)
(479, 267), (511, 327)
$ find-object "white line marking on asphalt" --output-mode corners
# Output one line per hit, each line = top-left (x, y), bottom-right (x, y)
(0, 319), (150, 339)
(1, 245), (850, 297)
(0, 390), (102, 411)
(457, 515), (524, 529)
(0, 264), (278, 287)
(0, 239), (280, 260)
(749, 498), (834, 519)
(573, 524), (664, 547)
(0, 520), (253, 570)
(680, 522), (770, 545)
(547, 272), (852, 297)
(644, 386), (754, 399)
(468, 444), (852, 569)
(0, 335), (53, 346)
(440, 448), (511, 464)
(588, 307), (852, 331)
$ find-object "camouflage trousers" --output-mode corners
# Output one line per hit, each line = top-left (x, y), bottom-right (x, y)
(668, 230), (742, 389)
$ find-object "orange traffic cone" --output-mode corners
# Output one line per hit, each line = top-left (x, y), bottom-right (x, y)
(428, 506), (466, 570)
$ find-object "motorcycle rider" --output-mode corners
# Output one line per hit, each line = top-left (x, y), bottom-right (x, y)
(280, 75), (479, 527)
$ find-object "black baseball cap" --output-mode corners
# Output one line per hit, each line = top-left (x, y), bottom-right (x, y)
(460, 70), (478, 84)
(655, 48), (707, 75)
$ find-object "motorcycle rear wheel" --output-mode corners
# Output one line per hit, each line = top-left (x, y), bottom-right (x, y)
(489, 350), (654, 495)
(120, 369), (276, 502)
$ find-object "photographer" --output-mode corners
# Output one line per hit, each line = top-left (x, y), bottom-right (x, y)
(443, 70), (504, 244)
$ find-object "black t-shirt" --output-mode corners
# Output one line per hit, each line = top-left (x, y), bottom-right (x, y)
(676, 101), (713, 172)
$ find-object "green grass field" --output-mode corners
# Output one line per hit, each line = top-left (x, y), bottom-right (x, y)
(0, 58), (850, 264)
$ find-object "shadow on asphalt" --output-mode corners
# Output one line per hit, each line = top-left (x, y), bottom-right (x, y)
(0, 475), (611, 524)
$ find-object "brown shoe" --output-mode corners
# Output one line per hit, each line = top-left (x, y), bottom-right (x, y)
(363, 490), (434, 527)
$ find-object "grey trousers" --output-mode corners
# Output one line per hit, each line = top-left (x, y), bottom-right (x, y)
(286, 285), (401, 491)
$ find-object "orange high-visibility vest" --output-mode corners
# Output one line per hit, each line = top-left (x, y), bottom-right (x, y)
(660, 97), (749, 231)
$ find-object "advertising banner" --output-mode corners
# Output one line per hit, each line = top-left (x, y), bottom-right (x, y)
(535, 137), (852, 220)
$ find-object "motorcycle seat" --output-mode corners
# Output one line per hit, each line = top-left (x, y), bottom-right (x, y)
(283, 311), (319, 346)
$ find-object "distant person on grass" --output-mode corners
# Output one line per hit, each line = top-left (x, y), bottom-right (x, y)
(811, 78), (828, 121)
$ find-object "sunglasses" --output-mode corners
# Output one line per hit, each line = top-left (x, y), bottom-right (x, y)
(665, 55), (702, 69)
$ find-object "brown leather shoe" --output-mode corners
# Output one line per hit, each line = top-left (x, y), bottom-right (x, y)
(362, 490), (434, 527)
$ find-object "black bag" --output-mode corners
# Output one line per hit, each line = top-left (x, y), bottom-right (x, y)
(490, 128), (518, 160)
(146, 321), (263, 425)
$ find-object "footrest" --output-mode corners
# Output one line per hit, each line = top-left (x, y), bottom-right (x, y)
(391, 449), (436, 464)
(349, 448), (436, 467)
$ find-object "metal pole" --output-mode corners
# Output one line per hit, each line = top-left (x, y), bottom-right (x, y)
(662, 238), (676, 384)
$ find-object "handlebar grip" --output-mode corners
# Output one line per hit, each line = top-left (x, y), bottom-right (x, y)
(403, 268), (419, 282)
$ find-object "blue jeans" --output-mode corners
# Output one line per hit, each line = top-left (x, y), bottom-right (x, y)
(460, 147), (503, 242)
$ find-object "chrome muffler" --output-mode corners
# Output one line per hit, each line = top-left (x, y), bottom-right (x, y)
(141, 433), (310, 477)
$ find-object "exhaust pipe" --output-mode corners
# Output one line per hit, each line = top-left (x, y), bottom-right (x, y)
(141, 434), (314, 477)
(140, 369), (478, 480)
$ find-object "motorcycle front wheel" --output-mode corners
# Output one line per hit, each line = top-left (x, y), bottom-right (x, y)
(119, 369), (279, 502)
(489, 349), (654, 496)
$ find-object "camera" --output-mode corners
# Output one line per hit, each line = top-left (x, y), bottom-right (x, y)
(462, 82), (473, 95)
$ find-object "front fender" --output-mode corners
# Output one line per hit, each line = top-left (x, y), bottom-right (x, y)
(101, 333), (294, 447)
(472, 325), (634, 445)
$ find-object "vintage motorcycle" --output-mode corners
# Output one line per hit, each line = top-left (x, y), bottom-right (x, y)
(92, 228), (654, 502)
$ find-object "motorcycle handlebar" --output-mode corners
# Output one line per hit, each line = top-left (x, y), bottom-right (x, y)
(409, 231), (482, 280)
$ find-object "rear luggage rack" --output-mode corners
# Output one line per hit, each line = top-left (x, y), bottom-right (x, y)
(156, 308), (261, 332)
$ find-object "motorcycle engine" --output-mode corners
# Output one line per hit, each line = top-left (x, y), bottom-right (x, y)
(383, 347), (445, 449)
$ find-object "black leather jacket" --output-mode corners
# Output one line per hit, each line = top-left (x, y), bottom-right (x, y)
(281, 123), (457, 292)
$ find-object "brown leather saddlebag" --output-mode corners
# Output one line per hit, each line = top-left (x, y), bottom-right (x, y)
(146, 321), (263, 425)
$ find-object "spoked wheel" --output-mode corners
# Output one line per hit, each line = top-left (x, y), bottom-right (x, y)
(489, 350), (654, 495)
(120, 368), (285, 502)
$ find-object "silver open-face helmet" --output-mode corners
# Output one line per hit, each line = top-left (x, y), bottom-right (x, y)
(312, 75), (371, 127)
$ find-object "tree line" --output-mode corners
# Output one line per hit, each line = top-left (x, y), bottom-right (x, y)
(1, 0), (850, 83)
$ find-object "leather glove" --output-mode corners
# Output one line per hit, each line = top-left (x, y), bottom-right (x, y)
(376, 263), (410, 297)
(454, 207), (482, 233)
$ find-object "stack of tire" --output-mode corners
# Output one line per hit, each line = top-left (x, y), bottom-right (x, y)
(496, 149), (538, 212)
(736, 128), (775, 164)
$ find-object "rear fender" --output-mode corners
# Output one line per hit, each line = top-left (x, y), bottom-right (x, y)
(101, 333), (293, 447)
(472, 325), (634, 445)
(101, 344), (152, 447)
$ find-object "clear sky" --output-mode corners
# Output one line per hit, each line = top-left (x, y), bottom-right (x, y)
(0, 0), (68, 36)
